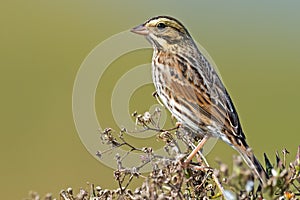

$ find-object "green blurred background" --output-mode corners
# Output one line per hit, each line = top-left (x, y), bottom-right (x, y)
(1, 1), (299, 199)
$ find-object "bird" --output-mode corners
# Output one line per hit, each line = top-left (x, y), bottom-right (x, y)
(131, 16), (267, 184)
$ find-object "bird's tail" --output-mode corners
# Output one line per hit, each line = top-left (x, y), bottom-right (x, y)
(235, 144), (268, 185)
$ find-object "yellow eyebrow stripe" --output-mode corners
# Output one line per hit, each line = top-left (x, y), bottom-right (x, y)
(145, 17), (186, 34)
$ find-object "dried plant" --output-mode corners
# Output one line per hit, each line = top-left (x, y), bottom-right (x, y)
(24, 109), (300, 200)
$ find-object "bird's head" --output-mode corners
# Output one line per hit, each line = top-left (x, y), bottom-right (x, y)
(131, 16), (192, 51)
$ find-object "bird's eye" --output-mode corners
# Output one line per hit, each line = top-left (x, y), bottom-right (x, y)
(157, 23), (166, 30)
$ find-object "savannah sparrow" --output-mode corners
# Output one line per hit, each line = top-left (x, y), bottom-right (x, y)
(131, 16), (267, 184)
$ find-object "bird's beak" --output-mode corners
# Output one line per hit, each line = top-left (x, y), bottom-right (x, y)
(130, 24), (149, 35)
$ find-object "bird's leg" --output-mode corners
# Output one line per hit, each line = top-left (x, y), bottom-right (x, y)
(184, 135), (209, 164)
(184, 135), (226, 196)
(195, 144), (225, 197)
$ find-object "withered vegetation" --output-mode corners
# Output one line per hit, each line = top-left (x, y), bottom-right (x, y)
(25, 109), (300, 200)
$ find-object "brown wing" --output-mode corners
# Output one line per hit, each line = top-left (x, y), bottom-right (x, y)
(158, 51), (245, 141)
